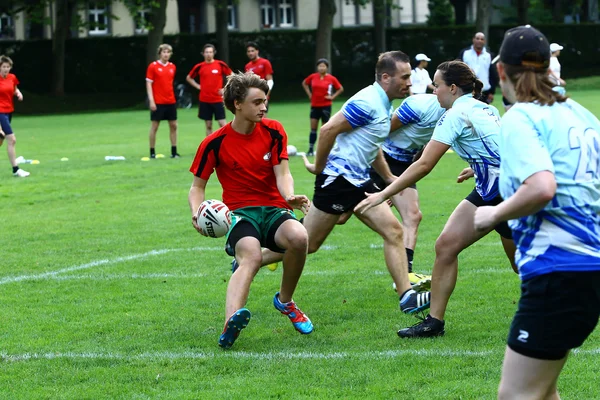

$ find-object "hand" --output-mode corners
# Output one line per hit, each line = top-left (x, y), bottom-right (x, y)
(218, 88), (224, 96)
(354, 191), (386, 214)
(16, 92), (23, 101)
(149, 102), (157, 112)
(457, 167), (474, 183)
(487, 93), (494, 103)
(301, 154), (317, 175)
(286, 194), (310, 214)
(474, 206), (498, 232)
(192, 207), (207, 236)
(324, 95), (333, 100)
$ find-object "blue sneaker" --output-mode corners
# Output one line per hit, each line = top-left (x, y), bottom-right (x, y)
(273, 292), (313, 334)
(399, 290), (431, 315)
(231, 259), (239, 273)
(218, 308), (251, 349)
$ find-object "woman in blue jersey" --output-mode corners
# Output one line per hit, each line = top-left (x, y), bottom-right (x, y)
(355, 60), (517, 338)
(474, 25), (600, 399)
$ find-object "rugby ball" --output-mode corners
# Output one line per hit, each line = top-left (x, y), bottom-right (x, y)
(196, 200), (231, 238)
(287, 144), (297, 156)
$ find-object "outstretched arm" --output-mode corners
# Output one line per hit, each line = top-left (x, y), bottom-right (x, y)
(313, 111), (354, 174)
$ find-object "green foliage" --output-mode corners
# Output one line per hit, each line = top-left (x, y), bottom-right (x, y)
(427, 0), (455, 26)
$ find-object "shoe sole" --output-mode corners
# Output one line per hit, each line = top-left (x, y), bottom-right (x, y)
(398, 329), (445, 338)
(218, 308), (251, 349)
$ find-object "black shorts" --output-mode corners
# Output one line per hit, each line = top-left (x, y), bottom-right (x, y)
(369, 152), (416, 191)
(225, 213), (296, 256)
(312, 173), (378, 215)
(150, 104), (177, 121)
(0, 113), (13, 134)
(465, 189), (512, 239)
(198, 101), (226, 121)
(310, 106), (332, 123)
(507, 271), (600, 360)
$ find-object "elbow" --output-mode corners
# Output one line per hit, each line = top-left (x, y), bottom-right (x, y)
(538, 180), (557, 204)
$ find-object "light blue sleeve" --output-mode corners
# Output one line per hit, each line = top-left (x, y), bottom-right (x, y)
(501, 109), (555, 184)
(395, 97), (422, 126)
(431, 110), (458, 146)
(342, 98), (374, 129)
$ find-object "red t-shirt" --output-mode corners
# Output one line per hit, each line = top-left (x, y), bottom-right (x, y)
(245, 58), (274, 80)
(146, 61), (176, 105)
(188, 60), (232, 103)
(303, 73), (342, 107)
(0, 73), (19, 113)
(190, 119), (290, 211)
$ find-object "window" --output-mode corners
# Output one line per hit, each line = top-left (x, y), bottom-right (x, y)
(278, 0), (294, 27)
(88, 2), (109, 35)
(227, 0), (237, 30)
(0, 12), (14, 39)
(135, 8), (150, 34)
(261, 0), (294, 29)
(260, 0), (275, 28)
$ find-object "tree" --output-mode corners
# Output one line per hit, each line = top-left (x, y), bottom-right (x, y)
(145, 0), (168, 66)
(372, 0), (386, 55)
(450, 0), (469, 24)
(214, 0), (230, 64)
(517, 0), (529, 24)
(476, 0), (491, 40)
(315, 0), (336, 68)
(428, 0), (455, 26)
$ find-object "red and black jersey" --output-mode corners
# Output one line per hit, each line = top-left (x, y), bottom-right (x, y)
(190, 119), (290, 211)
(0, 73), (18, 113)
(303, 73), (342, 107)
(187, 60), (232, 103)
(146, 61), (176, 105)
(245, 58), (273, 80)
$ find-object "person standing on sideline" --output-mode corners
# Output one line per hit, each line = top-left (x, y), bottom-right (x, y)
(189, 72), (313, 349)
(459, 32), (499, 104)
(356, 60), (517, 338)
(245, 42), (274, 115)
(302, 58), (344, 156)
(186, 44), (233, 136)
(549, 42), (566, 87)
(146, 44), (179, 159)
(258, 51), (432, 322)
(410, 54), (435, 95)
(0, 55), (27, 177)
(473, 25), (600, 400)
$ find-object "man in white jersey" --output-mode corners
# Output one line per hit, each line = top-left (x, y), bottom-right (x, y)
(549, 42), (565, 87)
(474, 25), (600, 399)
(370, 94), (446, 285)
(459, 32), (499, 104)
(262, 51), (432, 319)
(410, 54), (435, 95)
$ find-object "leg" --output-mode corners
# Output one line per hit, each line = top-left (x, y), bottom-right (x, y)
(6, 133), (17, 167)
(308, 118), (319, 154)
(168, 120), (178, 146)
(272, 219), (309, 302)
(226, 236), (262, 320)
(391, 187), (422, 252)
(501, 235), (519, 273)
(217, 119), (227, 128)
(430, 199), (494, 320)
(204, 120), (213, 136)
(148, 121), (159, 149)
(498, 346), (567, 400)
(355, 203), (411, 293)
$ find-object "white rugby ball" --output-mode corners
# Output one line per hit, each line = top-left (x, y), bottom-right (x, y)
(196, 199), (231, 238)
(287, 144), (297, 156)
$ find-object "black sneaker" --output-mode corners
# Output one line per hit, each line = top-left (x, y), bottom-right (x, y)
(150, 154), (156, 159)
(171, 153), (181, 158)
(399, 290), (431, 314)
(398, 314), (445, 338)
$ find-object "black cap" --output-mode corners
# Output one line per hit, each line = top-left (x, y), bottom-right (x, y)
(499, 25), (550, 69)
(316, 58), (329, 67)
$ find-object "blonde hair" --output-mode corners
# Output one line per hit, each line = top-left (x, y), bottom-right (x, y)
(0, 55), (13, 67)
(503, 64), (567, 106)
(157, 44), (173, 56)
(223, 72), (269, 114)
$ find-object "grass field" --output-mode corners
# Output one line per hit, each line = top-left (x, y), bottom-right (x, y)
(1, 91), (599, 399)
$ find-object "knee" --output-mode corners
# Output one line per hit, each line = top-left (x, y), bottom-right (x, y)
(237, 253), (263, 271)
(288, 230), (308, 253)
(435, 232), (459, 258)
(403, 207), (423, 228)
(7, 135), (15, 145)
(382, 221), (404, 244)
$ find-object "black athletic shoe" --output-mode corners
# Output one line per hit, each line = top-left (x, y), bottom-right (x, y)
(170, 153), (181, 158)
(398, 314), (445, 338)
(399, 290), (431, 314)
(150, 153), (156, 159)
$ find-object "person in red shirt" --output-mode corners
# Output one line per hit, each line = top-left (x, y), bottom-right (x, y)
(244, 42), (274, 115)
(188, 72), (313, 349)
(186, 44), (233, 136)
(301, 58), (344, 156)
(145, 44), (179, 159)
(0, 55), (27, 177)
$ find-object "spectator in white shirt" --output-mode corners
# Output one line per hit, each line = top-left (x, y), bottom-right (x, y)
(549, 42), (566, 86)
(410, 54), (435, 95)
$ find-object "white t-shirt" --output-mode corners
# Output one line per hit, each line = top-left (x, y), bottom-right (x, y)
(550, 56), (561, 80)
(410, 68), (432, 94)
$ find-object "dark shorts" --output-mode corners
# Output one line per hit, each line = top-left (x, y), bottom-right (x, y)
(369, 152), (416, 190)
(310, 106), (332, 123)
(507, 271), (600, 360)
(465, 189), (512, 239)
(150, 104), (177, 121)
(0, 113), (13, 135)
(312, 173), (379, 215)
(225, 206), (297, 256)
(198, 101), (226, 121)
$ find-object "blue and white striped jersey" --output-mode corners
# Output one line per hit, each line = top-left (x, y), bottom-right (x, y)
(323, 82), (393, 186)
(432, 94), (501, 201)
(382, 94), (446, 163)
(499, 99), (600, 281)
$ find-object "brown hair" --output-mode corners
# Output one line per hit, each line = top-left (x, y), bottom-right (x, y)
(375, 51), (410, 82)
(223, 72), (269, 114)
(157, 43), (173, 56)
(503, 64), (567, 106)
(0, 55), (13, 67)
(203, 43), (216, 53)
(437, 60), (483, 99)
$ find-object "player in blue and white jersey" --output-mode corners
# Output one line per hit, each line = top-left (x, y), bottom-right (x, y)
(356, 60), (518, 338)
(473, 25), (600, 399)
(260, 51), (432, 319)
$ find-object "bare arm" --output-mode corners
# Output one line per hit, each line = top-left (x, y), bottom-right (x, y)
(146, 80), (156, 111)
(14, 86), (22, 101)
(266, 73), (274, 97)
(186, 74), (201, 91)
(189, 176), (208, 235)
(328, 86), (344, 101)
(371, 148), (395, 185)
(314, 111), (354, 174)
(273, 160), (310, 214)
(302, 81), (311, 99)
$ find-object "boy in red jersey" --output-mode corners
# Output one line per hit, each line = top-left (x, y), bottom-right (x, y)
(0, 55), (27, 177)
(244, 42), (274, 115)
(188, 72), (313, 349)
(302, 58), (344, 156)
(186, 44), (233, 136)
(145, 44), (179, 159)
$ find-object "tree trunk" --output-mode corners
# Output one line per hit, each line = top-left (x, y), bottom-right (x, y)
(450, 0), (469, 25)
(475, 0), (491, 40)
(373, 0), (386, 55)
(146, 0), (168, 66)
(214, 0), (229, 63)
(315, 0), (336, 69)
(516, 0), (529, 25)
(52, 0), (70, 97)
(553, 0), (562, 22)
(588, 0), (598, 22)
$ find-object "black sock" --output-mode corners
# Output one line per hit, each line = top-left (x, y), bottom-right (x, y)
(406, 248), (414, 273)
(309, 130), (317, 150)
(171, 146), (177, 156)
(12, 166), (18, 173)
(150, 148), (155, 156)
